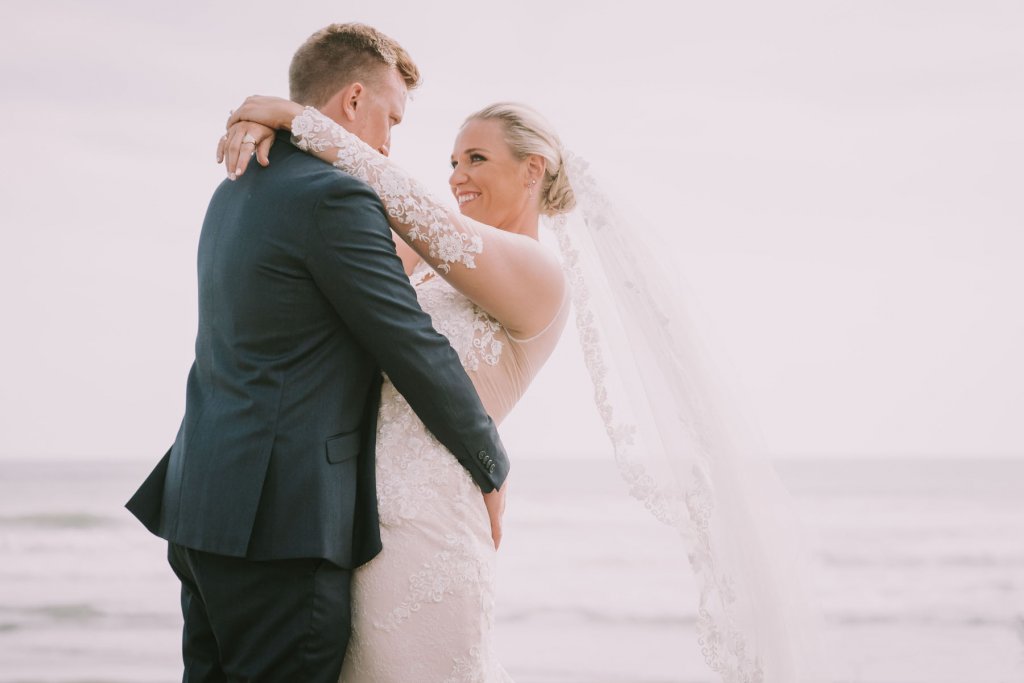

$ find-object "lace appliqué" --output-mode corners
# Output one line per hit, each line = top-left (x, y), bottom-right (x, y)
(372, 381), (462, 526)
(374, 532), (491, 634)
(467, 309), (503, 371)
(444, 647), (486, 683)
(292, 107), (483, 273)
(445, 645), (516, 683)
(414, 265), (505, 373)
(371, 270), (508, 533)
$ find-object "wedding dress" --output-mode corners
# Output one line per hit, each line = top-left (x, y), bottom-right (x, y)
(341, 264), (567, 682)
(289, 108), (569, 682)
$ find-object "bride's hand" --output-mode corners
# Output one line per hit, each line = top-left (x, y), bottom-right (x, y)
(482, 482), (508, 550)
(217, 121), (275, 180)
(218, 95), (304, 179)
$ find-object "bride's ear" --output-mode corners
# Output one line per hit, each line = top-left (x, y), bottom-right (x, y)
(525, 155), (546, 186)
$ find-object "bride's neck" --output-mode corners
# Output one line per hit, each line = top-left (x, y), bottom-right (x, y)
(498, 211), (541, 241)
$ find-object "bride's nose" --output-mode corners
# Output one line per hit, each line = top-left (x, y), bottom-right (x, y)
(449, 164), (468, 188)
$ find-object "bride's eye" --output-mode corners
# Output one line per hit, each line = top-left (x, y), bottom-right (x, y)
(470, 153), (486, 163)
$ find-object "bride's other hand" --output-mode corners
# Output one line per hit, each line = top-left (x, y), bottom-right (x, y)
(218, 96), (304, 180)
(483, 482), (508, 550)
(217, 122), (275, 180)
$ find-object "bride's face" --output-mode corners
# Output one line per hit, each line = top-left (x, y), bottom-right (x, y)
(449, 119), (534, 230)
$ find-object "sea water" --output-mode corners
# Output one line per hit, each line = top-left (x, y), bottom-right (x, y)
(1, 457), (1022, 682)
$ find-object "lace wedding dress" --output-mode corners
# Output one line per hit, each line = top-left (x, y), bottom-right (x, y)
(288, 108), (569, 682)
(341, 264), (567, 682)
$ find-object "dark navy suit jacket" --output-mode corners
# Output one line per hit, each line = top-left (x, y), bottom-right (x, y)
(127, 132), (509, 568)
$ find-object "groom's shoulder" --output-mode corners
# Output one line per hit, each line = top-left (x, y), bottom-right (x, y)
(266, 141), (378, 201)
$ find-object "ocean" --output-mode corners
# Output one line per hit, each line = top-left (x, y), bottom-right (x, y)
(1, 457), (1022, 682)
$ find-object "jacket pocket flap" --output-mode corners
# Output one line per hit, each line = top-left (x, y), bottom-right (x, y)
(325, 431), (361, 464)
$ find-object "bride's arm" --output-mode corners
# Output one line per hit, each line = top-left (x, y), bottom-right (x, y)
(392, 230), (421, 275)
(221, 98), (564, 338)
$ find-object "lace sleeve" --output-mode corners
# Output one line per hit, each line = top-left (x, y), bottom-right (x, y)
(292, 107), (481, 274)
(290, 106), (565, 338)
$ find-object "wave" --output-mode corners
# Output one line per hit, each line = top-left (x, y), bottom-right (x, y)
(499, 605), (698, 626)
(0, 603), (180, 631)
(0, 603), (105, 623)
(0, 513), (115, 529)
(832, 613), (1024, 628)
(504, 608), (1024, 630)
(820, 552), (1024, 568)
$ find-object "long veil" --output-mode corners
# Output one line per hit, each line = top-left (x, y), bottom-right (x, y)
(547, 153), (830, 682)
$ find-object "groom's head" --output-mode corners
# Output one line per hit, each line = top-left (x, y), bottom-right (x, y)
(290, 23), (420, 156)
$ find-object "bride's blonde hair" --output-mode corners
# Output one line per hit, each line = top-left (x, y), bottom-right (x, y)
(463, 103), (576, 216)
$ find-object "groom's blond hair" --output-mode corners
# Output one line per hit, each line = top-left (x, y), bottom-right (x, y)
(289, 23), (421, 107)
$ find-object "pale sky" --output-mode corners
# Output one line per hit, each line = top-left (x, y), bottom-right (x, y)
(1, 0), (1021, 461)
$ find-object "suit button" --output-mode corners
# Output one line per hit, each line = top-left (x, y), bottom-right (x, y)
(477, 450), (488, 463)
(488, 463), (496, 474)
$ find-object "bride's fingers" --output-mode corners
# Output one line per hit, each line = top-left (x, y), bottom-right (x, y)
(221, 120), (275, 179)
(235, 136), (257, 178)
(216, 134), (228, 164)
(235, 124), (271, 178)
(231, 123), (277, 176)
(255, 135), (273, 167)
(223, 127), (247, 180)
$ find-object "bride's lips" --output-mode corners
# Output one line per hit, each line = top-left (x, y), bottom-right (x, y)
(456, 192), (480, 207)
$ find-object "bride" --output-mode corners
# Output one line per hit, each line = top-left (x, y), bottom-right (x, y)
(223, 86), (826, 683)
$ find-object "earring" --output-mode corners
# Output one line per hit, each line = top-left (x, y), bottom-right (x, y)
(529, 179), (537, 197)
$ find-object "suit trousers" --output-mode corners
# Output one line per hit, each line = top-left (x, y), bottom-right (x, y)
(167, 543), (352, 683)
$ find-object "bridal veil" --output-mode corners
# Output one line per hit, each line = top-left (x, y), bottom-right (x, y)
(548, 152), (830, 682)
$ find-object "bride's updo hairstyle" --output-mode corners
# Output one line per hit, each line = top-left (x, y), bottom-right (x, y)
(464, 103), (577, 216)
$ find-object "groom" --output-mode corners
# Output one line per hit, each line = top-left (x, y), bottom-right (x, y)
(126, 23), (509, 682)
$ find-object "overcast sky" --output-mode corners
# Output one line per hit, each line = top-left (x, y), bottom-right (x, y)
(1, 0), (1021, 461)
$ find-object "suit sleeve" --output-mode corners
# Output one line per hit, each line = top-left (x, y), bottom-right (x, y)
(304, 178), (509, 492)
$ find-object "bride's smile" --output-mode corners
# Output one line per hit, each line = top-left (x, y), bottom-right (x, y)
(456, 191), (480, 206)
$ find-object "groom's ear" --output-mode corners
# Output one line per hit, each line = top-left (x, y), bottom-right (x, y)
(323, 82), (363, 123)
